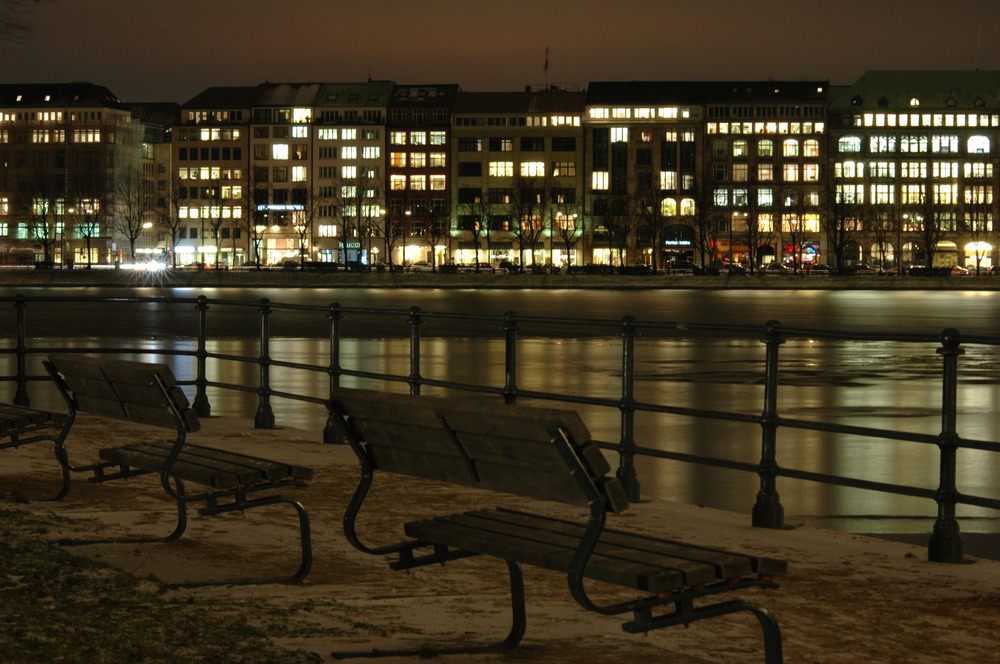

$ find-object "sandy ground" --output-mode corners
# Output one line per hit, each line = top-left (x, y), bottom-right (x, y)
(3, 414), (999, 664)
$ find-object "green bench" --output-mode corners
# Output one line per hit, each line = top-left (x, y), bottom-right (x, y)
(328, 387), (786, 663)
(44, 353), (313, 584)
(0, 401), (72, 499)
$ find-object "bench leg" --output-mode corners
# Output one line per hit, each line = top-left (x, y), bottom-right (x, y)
(59, 476), (189, 546)
(623, 599), (783, 664)
(331, 559), (527, 659)
(196, 493), (313, 585)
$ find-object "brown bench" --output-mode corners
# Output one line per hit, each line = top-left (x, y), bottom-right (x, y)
(0, 401), (72, 499)
(328, 387), (786, 663)
(44, 353), (313, 585)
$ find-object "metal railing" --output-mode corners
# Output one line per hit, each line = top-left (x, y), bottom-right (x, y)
(3, 292), (999, 564)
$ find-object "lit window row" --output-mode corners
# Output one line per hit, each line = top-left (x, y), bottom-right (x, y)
(707, 122), (825, 135)
(178, 167), (243, 180)
(589, 107), (689, 120)
(389, 152), (447, 167)
(838, 135), (990, 154)
(0, 111), (66, 123)
(31, 129), (65, 143)
(390, 131), (447, 146)
(178, 206), (244, 219)
(389, 174), (447, 190)
(855, 113), (1000, 128)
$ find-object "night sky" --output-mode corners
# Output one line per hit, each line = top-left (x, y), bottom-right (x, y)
(3, 0), (998, 104)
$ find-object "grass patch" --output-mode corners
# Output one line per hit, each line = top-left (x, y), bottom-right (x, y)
(0, 502), (366, 663)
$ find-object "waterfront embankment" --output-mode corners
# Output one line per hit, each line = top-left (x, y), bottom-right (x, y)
(2, 266), (999, 290)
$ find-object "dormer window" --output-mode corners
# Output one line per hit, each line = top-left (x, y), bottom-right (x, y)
(909, 97), (920, 106)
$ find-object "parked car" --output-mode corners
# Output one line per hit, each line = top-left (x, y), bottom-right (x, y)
(457, 262), (494, 273)
(661, 260), (703, 275)
(949, 265), (970, 276)
(804, 263), (831, 276)
(761, 262), (792, 274)
(498, 260), (523, 274)
(407, 261), (434, 272)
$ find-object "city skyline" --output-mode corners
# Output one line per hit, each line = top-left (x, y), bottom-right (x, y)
(2, 0), (998, 103)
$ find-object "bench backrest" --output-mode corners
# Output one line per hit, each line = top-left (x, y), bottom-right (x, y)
(330, 387), (628, 513)
(46, 354), (200, 433)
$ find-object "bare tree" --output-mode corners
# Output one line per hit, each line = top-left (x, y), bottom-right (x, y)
(152, 180), (184, 268)
(690, 177), (723, 269)
(66, 169), (109, 268)
(18, 161), (61, 264)
(636, 184), (670, 270)
(552, 195), (582, 268)
(909, 169), (949, 272)
(961, 182), (994, 275)
(508, 176), (549, 268)
(462, 191), (500, 270)
(114, 166), (150, 264)
(823, 178), (863, 272)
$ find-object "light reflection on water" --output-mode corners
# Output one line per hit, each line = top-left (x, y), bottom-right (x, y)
(12, 334), (1000, 534)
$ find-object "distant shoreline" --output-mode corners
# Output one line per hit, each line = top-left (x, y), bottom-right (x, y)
(1, 267), (999, 291)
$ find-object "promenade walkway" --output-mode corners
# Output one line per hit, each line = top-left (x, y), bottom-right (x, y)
(3, 414), (998, 663)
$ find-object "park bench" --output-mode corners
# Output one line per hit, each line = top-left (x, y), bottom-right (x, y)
(0, 401), (72, 500)
(328, 387), (787, 663)
(43, 353), (314, 584)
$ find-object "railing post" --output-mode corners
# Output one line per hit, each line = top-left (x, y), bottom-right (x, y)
(13, 294), (29, 406)
(407, 306), (423, 395)
(254, 298), (275, 428)
(617, 315), (640, 501)
(929, 328), (965, 563)
(752, 320), (785, 529)
(324, 303), (343, 443)
(192, 295), (211, 417)
(502, 311), (519, 404)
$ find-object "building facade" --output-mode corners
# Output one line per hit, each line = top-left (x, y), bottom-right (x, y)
(3, 73), (1000, 272)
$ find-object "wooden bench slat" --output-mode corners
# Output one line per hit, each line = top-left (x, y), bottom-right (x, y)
(476, 509), (760, 579)
(405, 513), (699, 593)
(428, 511), (720, 589)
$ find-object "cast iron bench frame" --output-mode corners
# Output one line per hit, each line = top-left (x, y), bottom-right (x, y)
(0, 402), (72, 500)
(328, 387), (786, 663)
(44, 353), (314, 584)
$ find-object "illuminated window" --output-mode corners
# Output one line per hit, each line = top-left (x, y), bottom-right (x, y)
(783, 164), (799, 181)
(292, 126), (308, 138)
(342, 129), (357, 140)
(901, 184), (924, 204)
(803, 164), (820, 181)
(362, 146), (380, 159)
(592, 172), (609, 190)
(390, 152), (406, 167)
(901, 162), (927, 178)
(589, 108), (610, 119)
(933, 162), (959, 178)
(758, 139), (774, 157)
(934, 183), (958, 204)
(964, 185), (992, 204)
(679, 198), (695, 215)
(410, 152), (426, 168)
(390, 131), (407, 145)
(965, 162), (993, 178)
(757, 214), (774, 232)
(870, 162), (894, 178)
(733, 188), (748, 206)
(932, 135), (959, 153)
(782, 139), (799, 157)
(732, 164), (748, 181)
(520, 162), (545, 177)
(552, 161), (576, 177)
(429, 175), (446, 190)
(410, 175), (426, 190)
(73, 129), (100, 143)
(319, 224), (338, 237)
(390, 175), (406, 190)
(429, 131), (446, 145)
(758, 163), (774, 181)
(732, 140), (748, 157)
(410, 132), (427, 145)
(611, 108), (631, 119)
(838, 136), (862, 153)
(661, 198), (677, 216)
(341, 186), (356, 198)
(341, 146), (357, 160)
(870, 135), (897, 153)
(803, 139), (820, 157)
(341, 165), (357, 178)
(292, 108), (311, 123)
(429, 152), (446, 167)
(272, 144), (289, 160)
(758, 188), (774, 206)
(490, 162), (513, 177)
(659, 171), (677, 190)
(713, 189), (729, 206)
(611, 127), (628, 142)
(292, 166), (307, 182)
(870, 184), (894, 204)
(968, 135), (991, 153)
(837, 184), (864, 203)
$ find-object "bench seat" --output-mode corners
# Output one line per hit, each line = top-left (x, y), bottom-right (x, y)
(405, 507), (786, 593)
(99, 440), (313, 489)
(0, 402), (72, 499)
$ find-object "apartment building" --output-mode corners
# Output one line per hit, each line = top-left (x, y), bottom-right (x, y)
(385, 84), (459, 267)
(828, 70), (1000, 272)
(451, 88), (586, 268)
(0, 82), (148, 266)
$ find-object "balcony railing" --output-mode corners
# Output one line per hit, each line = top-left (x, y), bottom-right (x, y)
(2, 292), (998, 564)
